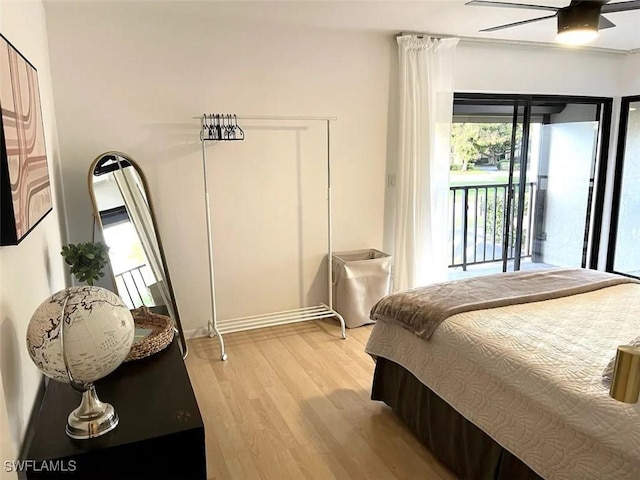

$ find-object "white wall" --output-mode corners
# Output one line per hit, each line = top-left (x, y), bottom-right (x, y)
(44, 1), (391, 335)
(0, 0), (66, 475)
(621, 52), (640, 96)
(44, 1), (630, 335)
(454, 41), (624, 97)
(539, 104), (599, 267)
(92, 177), (125, 212)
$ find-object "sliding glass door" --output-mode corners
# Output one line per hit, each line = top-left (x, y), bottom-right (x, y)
(608, 96), (640, 277)
(449, 94), (612, 279)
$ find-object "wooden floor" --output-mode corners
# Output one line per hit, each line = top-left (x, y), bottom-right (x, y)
(185, 320), (456, 480)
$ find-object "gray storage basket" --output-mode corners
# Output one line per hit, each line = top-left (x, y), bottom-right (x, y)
(332, 249), (392, 328)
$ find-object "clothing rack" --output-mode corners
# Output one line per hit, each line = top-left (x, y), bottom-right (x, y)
(199, 113), (346, 361)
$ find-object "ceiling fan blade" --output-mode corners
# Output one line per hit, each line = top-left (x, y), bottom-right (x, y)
(480, 13), (558, 32)
(601, 0), (640, 13)
(599, 15), (616, 28)
(466, 1), (558, 12)
(570, 0), (610, 5)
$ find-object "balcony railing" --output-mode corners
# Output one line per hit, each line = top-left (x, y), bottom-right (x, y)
(114, 264), (153, 309)
(449, 182), (536, 270)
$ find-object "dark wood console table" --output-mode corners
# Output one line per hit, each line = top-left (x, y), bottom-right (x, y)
(22, 338), (206, 480)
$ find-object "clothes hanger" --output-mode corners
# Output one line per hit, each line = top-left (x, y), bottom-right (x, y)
(233, 114), (244, 141)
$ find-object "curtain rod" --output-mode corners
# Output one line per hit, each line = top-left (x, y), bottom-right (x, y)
(193, 115), (337, 121)
(395, 31), (627, 55)
(396, 31), (449, 39)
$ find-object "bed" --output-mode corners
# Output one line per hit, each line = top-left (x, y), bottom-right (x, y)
(364, 268), (640, 480)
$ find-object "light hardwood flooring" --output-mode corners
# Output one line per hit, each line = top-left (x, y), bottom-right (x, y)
(185, 320), (456, 480)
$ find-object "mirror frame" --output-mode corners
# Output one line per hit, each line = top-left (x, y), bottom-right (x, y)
(88, 151), (188, 359)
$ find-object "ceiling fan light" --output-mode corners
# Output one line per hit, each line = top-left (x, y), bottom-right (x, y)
(556, 5), (600, 45)
(556, 27), (599, 45)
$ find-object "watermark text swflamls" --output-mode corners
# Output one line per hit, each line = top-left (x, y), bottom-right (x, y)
(4, 460), (77, 473)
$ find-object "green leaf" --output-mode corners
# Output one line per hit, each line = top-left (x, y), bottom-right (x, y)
(60, 241), (110, 286)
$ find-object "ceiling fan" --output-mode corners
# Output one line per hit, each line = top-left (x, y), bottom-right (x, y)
(467, 0), (640, 44)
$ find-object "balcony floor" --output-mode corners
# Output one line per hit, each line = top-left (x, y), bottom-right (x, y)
(447, 259), (557, 281)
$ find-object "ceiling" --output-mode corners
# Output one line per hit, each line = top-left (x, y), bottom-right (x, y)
(427, 0), (640, 52)
(206, 0), (640, 52)
(44, 1), (640, 53)
(428, 0), (640, 51)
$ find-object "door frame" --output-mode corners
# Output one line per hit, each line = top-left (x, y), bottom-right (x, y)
(606, 94), (640, 277)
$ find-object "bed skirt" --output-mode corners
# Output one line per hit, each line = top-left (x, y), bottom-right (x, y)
(371, 357), (544, 480)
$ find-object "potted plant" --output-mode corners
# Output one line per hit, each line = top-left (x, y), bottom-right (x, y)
(61, 242), (110, 286)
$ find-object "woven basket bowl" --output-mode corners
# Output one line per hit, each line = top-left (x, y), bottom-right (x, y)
(124, 306), (174, 362)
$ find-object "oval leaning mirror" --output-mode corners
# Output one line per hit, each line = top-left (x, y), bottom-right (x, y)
(88, 151), (187, 359)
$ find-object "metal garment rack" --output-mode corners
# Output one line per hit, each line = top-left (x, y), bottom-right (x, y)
(199, 114), (346, 361)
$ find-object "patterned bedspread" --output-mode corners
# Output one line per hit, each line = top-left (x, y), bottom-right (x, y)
(366, 283), (640, 480)
(370, 268), (638, 340)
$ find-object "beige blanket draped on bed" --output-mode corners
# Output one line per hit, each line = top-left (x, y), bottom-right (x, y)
(370, 268), (639, 340)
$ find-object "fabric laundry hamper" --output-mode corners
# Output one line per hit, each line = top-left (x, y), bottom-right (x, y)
(332, 249), (392, 328)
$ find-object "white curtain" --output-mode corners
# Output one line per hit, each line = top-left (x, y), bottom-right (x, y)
(393, 35), (458, 292)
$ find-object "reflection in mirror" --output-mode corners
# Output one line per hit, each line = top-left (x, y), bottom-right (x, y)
(88, 152), (187, 358)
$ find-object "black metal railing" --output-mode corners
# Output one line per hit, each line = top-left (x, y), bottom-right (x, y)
(449, 182), (536, 270)
(115, 264), (152, 308)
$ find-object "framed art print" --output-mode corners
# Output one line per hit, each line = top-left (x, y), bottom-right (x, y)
(0, 33), (52, 246)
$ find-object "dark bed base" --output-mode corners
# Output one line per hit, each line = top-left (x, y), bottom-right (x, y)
(372, 357), (544, 480)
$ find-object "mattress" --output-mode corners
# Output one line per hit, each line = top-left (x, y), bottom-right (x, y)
(365, 283), (640, 480)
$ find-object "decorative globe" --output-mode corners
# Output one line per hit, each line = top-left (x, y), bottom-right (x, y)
(26, 286), (135, 385)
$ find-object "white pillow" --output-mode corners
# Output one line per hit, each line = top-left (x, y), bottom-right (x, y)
(602, 337), (640, 387)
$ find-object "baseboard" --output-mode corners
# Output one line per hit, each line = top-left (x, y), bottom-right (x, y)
(184, 327), (209, 339)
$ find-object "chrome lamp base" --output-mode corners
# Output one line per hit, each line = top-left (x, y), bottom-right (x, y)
(66, 384), (119, 439)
